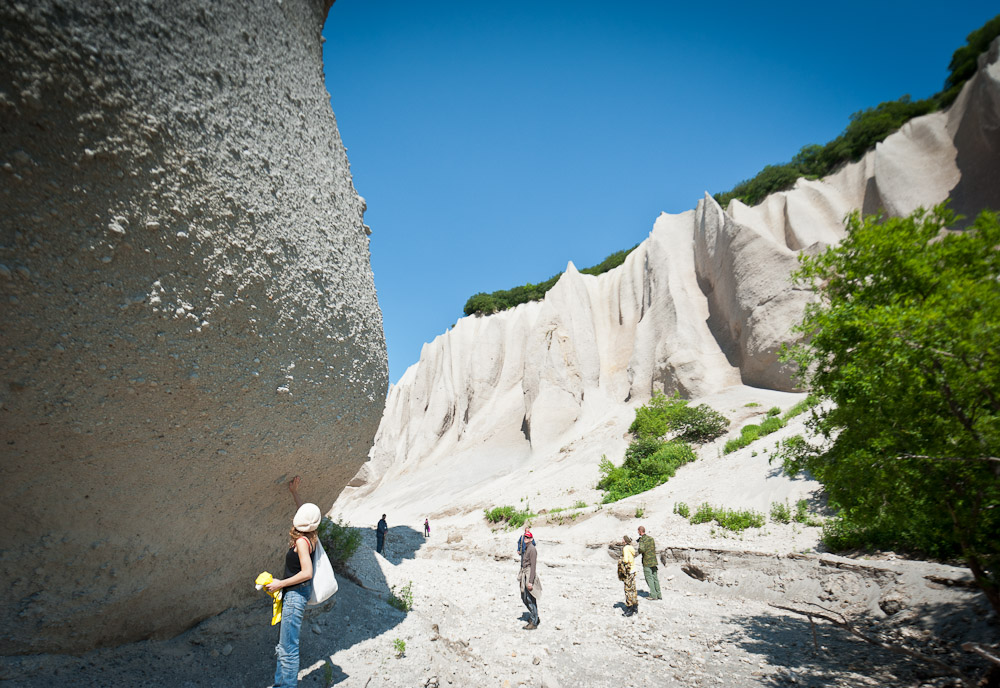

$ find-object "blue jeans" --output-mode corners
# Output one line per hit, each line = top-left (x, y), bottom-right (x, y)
(274, 582), (312, 688)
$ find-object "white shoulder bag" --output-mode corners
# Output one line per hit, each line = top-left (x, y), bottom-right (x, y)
(307, 538), (338, 605)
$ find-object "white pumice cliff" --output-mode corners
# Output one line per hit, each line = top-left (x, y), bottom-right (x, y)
(336, 38), (1000, 525)
(0, 0), (387, 653)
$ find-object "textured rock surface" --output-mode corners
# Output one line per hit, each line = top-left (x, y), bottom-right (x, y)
(0, 0), (387, 653)
(337, 40), (1000, 522)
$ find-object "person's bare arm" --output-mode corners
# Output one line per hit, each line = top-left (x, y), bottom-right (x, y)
(265, 538), (314, 592)
(288, 476), (304, 508)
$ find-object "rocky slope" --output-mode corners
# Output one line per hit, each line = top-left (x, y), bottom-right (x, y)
(335, 37), (1000, 524)
(0, 0), (387, 653)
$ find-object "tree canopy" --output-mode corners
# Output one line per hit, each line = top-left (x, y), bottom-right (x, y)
(782, 205), (1000, 614)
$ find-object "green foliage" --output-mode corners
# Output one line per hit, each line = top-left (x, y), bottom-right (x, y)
(782, 395), (820, 421)
(673, 502), (690, 519)
(723, 413), (789, 454)
(634, 505), (645, 518)
(628, 391), (729, 443)
(713, 15), (1000, 208)
(463, 245), (638, 316)
(744, 402), (761, 408)
(689, 503), (766, 531)
(598, 440), (697, 503)
(572, 500), (587, 509)
(785, 205), (1000, 613)
(317, 517), (362, 570)
(392, 638), (406, 658)
(388, 581), (414, 612)
(766, 407), (781, 417)
(484, 505), (535, 529)
(945, 15), (1000, 91)
(770, 501), (791, 524)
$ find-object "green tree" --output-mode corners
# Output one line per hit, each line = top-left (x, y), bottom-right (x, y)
(783, 205), (1000, 614)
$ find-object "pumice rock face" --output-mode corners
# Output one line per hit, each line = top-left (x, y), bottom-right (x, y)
(0, 0), (387, 653)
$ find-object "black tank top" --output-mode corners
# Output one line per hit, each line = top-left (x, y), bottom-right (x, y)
(283, 538), (313, 592)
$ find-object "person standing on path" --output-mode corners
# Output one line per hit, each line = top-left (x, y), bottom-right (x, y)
(517, 530), (542, 629)
(264, 476), (319, 688)
(376, 514), (388, 554)
(636, 525), (661, 600)
(424, 518), (430, 537)
(619, 535), (639, 616)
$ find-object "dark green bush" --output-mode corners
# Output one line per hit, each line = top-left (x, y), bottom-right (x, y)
(712, 15), (999, 208)
(317, 517), (362, 570)
(484, 505), (535, 528)
(463, 245), (638, 316)
(628, 391), (729, 444)
(770, 501), (791, 524)
(598, 440), (697, 503)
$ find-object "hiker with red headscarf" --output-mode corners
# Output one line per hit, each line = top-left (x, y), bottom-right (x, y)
(517, 529), (542, 629)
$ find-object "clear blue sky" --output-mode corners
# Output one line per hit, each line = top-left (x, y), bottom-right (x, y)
(321, 1), (997, 385)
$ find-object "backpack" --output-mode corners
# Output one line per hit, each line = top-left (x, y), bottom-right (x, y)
(617, 557), (629, 581)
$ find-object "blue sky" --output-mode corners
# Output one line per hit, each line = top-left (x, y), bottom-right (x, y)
(321, 1), (997, 385)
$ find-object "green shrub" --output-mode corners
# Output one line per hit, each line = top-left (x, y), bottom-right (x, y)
(723, 438), (743, 454)
(690, 503), (716, 525)
(484, 505), (535, 528)
(673, 502), (690, 519)
(628, 391), (729, 444)
(689, 503), (765, 531)
(767, 406), (781, 417)
(317, 517), (362, 570)
(770, 501), (791, 524)
(782, 395), (820, 421)
(744, 402), (761, 408)
(759, 416), (785, 435)
(634, 505), (645, 518)
(599, 440), (697, 503)
(393, 638), (406, 658)
(572, 500), (587, 509)
(463, 245), (639, 316)
(714, 508), (766, 531)
(388, 581), (413, 612)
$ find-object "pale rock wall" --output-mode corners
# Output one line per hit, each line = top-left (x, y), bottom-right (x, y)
(0, 1), (387, 653)
(337, 39), (1000, 518)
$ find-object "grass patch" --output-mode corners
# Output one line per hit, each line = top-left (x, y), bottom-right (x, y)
(770, 501), (792, 524)
(317, 517), (362, 571)
(782, 395), (820, 421)
(744, 402), (761, 408)
(723, 413), (789, 454)
(393, 638), (406, 658)
(484, 505), (536, 529)
(673, 502), (690, 519)
(572, 500), (587, 509)
(597, 441), (697, 503)
(688, 503), (765, 531)
(388, 581), (413, 612)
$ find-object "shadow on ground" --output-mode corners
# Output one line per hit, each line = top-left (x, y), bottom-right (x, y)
(0, 526), (428, 687)
(723, 593), (997, 687)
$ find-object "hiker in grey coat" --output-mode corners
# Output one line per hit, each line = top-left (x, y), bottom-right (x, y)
(517, 530), (542, 629)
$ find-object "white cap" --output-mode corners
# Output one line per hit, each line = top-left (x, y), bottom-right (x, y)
(293, 503), (321, 532)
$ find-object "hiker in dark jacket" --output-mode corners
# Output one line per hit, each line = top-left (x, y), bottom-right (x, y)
(517, 530), (542, 629)
(376, 514), (388, 554)
(636, 525), (661, 600)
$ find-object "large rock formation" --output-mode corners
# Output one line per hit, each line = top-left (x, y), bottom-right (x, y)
(0, 1), (387, 653)
(337, 39), (1000, 521)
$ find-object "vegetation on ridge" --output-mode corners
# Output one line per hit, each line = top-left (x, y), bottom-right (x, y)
(713, 15), (1000, 208)
(597, 392), (729, 503)
(780, 204), (1000, 615)
(463, 245), (638, 316)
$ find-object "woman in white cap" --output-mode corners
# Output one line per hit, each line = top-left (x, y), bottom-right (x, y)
(266, 476), (320, 688)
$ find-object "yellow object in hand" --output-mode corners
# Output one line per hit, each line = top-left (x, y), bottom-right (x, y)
(254, 571), (283, 625)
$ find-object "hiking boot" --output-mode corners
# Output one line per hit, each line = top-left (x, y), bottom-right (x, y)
(523, 622), (537, 630)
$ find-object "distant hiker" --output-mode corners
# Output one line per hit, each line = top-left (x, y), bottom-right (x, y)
(376, 514), (388, 554)
(424, 518), (430, 537)
(636, 525), (661, 600)
(265, 475), (319, 688)
(518, 530), (542, 629)
(618, 535), (638, 616)
(517, 524), (537, 556)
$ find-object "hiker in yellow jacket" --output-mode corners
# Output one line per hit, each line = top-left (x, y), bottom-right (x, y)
(619, 535), (638, 616)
